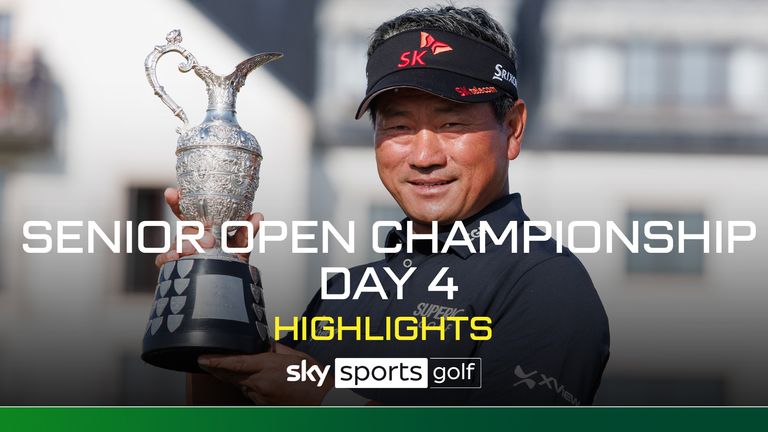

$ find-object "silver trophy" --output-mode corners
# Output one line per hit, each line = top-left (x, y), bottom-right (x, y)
(141, 30), (281, 373)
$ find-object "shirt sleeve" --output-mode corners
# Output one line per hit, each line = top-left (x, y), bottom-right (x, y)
(467, 255), (610, 405)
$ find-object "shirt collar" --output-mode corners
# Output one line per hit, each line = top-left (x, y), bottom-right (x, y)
(383, 193), (529, 260)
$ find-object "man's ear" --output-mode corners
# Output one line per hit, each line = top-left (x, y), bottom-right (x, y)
(504, 99), (527, 161)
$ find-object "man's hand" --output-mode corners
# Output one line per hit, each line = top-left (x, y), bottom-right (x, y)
(197, 343), (334, 405)
(154, 187), (264, 268)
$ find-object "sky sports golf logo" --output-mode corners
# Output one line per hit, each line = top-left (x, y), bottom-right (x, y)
(286, 358), (481, 389)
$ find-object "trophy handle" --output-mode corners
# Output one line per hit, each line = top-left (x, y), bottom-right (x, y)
(145, 29), (199, 132)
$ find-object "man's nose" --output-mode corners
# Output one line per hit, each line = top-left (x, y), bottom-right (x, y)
(407, 129), (447, 169)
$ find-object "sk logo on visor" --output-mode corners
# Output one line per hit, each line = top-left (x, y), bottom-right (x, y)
(397, 32), (453, 68)
(421, 32), (453, 55)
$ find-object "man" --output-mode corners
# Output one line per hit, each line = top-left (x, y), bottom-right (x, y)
(156, 6), (609, 405)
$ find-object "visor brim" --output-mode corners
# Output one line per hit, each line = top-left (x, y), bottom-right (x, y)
(354, 68), (503, 119)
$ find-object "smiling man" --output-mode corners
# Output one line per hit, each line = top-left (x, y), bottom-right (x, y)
(371, 88), (516, 234)
(157, 5), (610, 406)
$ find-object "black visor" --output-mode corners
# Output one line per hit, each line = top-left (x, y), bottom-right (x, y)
(355, 29), (518, 119)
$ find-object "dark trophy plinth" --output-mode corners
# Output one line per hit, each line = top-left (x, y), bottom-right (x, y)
(142, 257), (269, 373)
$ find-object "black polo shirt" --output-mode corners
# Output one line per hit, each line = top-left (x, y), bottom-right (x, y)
(284, 193), (610, 405)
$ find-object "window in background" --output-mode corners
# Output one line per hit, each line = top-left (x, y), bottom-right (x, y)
(0, 13), (10, 51)
(729, 46), (768, 111)
(0, 12), (54, 150)
(656, 44), (679, 106)
(0, 13), (10, 42)
(626, 42), (660, 106)
(623, 42), (729, 108)
(677, 44), (728, 107)
(626, 210), (705, 275)
(0, 13), (12, 118)
(565, 42), (624, 109)
(125, 187), (174, 294)
(318, 32), (369, 120)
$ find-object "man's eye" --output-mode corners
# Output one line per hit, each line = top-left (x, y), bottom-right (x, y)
(441, 122), (463, 129)
(386, 125), (409, 131)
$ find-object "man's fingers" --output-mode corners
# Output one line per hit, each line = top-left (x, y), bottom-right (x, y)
(155, 231), (215, 269)
(198, 354), (267, 374)
(273, 343), (311, 359)
(231, 212), (264, 248)
(200, 366), (249, 389)
(250, 212), (265, 229)
(161, 189), (262, 265)
(180, 239), (201, 255)
(176, 229), (215, 248)
(200, 231), (216, 248)
(155, 250), (179, 269)
(164, 187), (184, 220)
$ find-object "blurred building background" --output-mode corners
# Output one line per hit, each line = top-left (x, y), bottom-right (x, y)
(0, 0), (767, 405)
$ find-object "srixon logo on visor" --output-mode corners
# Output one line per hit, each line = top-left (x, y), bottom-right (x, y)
(397, 31), (453, 68)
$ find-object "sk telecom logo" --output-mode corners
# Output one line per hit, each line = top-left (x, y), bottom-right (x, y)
(397, 32), (453, 68)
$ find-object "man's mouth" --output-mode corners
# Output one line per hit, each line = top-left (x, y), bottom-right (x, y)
(407, 178), (456, 190)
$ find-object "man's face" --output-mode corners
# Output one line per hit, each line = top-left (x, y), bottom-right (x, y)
(373, 88), (524, 230)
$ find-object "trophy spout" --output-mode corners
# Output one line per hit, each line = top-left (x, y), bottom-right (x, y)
(227, 53), (283, 93)
(194, 52), (283, 115)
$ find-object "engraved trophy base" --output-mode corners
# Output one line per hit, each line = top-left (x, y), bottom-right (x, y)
(141, 253), (269, 373)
